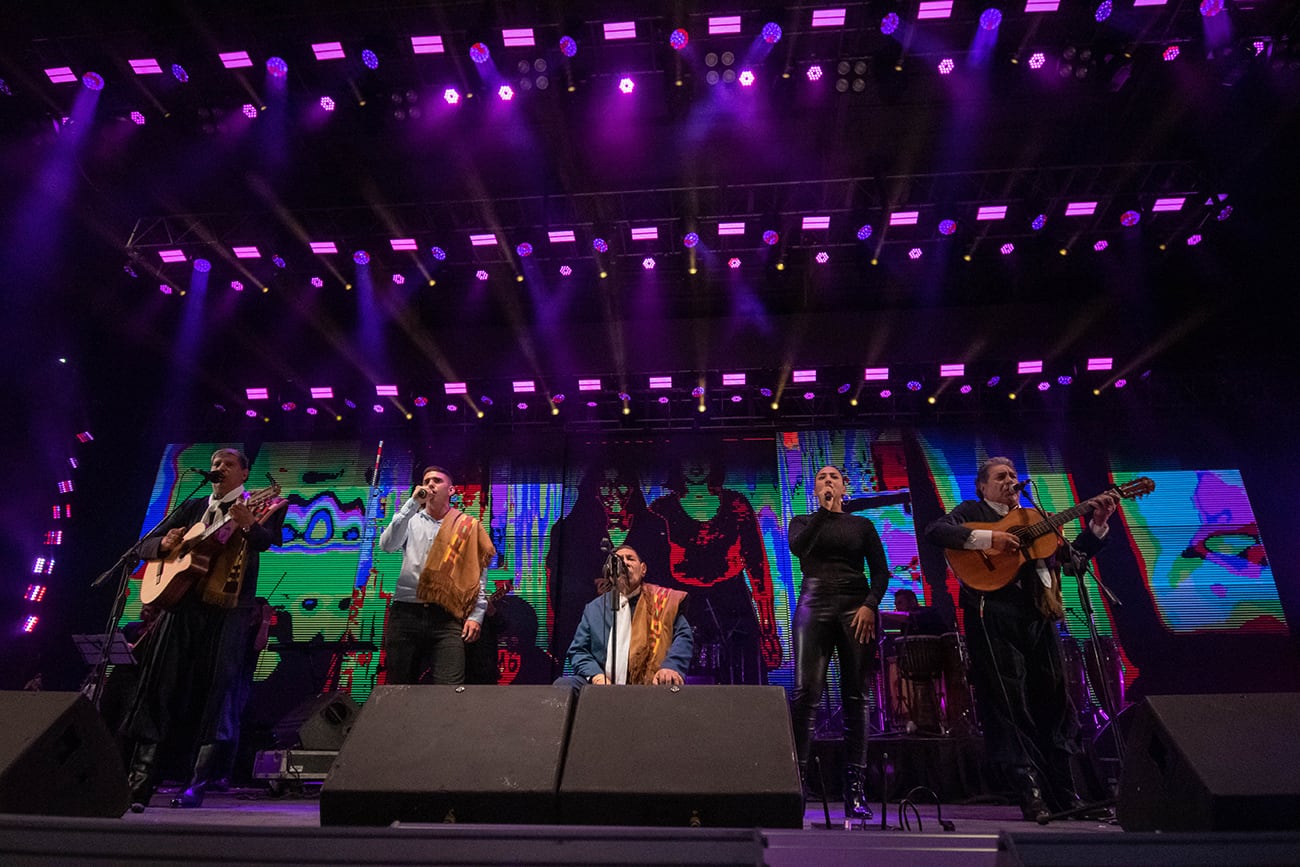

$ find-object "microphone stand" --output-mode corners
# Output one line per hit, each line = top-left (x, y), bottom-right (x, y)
(1017, 483), (1122, 824)
(86, 473), (211, 709)
(601, 544), (627, 684)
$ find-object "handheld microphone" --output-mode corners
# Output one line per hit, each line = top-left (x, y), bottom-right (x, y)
(1012, 479), (1032, 492)
(189, 468), (225, 483)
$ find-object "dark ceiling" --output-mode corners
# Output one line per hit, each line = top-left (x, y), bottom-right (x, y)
(2, 1), (1299, 425)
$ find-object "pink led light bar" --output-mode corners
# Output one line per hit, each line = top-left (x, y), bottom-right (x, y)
(246, 387), (269, 400)
(232, 245), (261, 259)
(940, 363), (965, 377)
(1017, 360), (1043, 374)
(390, 238), (418, 251)
(1133, 0), (1167, 6)
(548, 230), (576, 243)
(1087, 357), (1114, 371)
(1024, 0), (1060, 11)
(889, 211), (920, 226)
(312, 42), (346, 61)
(792, 370), (817, 383)
(219, 51), (253, 69)
(717, 222), (745, 236)
(45, 67), (77, 83)
(309, 242), (338, 254)
(158, 249), (186, 263)
(801, 216), (831, 230)
(470, 233), (498, 246)
(917, 1), (954, 20)
(310, 387), (334, 399)
(604, 21), (637, 40)
(578, 378), (602, 391)
(129, 58), (163, 75)
(976, 205), (1008, 221)
(811, 9), (847, 27)
(444, 382), (468, 394)
(1152, 197), (1186, 212)
(411, 35), (445, 54)
(649, 376), (673, 389)
(513, 380), (537, 393)
(502, 28), (536, 47)
(1065, 202), (1098, 216)
(375, 385), (399, 397)
(723, 373), (747, 386)
(864, 367), (889, 381)
(630, 227), (658, 241)
(709, 16), (742, 35)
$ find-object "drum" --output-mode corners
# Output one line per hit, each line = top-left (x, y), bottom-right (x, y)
(882, 650), (941, 734)
(896, 636), (944, 680)
(1083, 636), (1125, 716)
(938, 632), (978, 735)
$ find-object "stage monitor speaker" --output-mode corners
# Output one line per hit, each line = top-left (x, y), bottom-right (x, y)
(319, 685), (573, 826)
(1116, 692), (1300, 831)
(0, 691), (129, 818)
(274, 691), (360, 751)
(559, 685), (803, 828)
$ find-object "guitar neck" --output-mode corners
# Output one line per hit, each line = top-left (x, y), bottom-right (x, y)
(1022, 490), (1112, 541)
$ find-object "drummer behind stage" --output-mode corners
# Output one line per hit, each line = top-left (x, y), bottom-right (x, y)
(923, 456), (1117, 821)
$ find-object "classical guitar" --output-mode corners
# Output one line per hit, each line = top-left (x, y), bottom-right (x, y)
(945, 476), (1155, 592)
(139, 479), (286, 609)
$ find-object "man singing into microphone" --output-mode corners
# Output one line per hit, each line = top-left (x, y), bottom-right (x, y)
(378, 465), (496, 685)
(924, 457), (1117, 821)
(553, 545), (692, 691)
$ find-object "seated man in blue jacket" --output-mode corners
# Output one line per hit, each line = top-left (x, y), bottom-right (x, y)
(554, 545), (692, 689)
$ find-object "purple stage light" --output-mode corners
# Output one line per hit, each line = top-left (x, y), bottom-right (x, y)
(1058, 375), (1073, 385)
(815, 251), (830, 264)
(392, 274), (405, 285)
(857, 224), (874, 241)
(559, 35), (578, 57)
(372, 404), (384, 414)
(683, 233), (700, 248)
(642, 257), (656, 270)
(361, 49), (379, 70)
(1163, 46), (1180, 62)
(1028, 52), (1047, 69)
(803, 392), (815, 401)
(266, 56), (289, 77)
(272, 256), (286, 269)
(1187, 234), (1202, 246)
(619, 77), (635, 94)
(193, 258), (211, 272)
(231, 280), (244, 291)
(586, 401), (597, 408)
(1000, 243), (1015, 255)
(413, 396), (428, 407)
(938, 57), (955, 75)
(82, 72), (104, 91)
(311, 276), (324, 288)
(908, 248), (923, 260)
(124, 264), (138, 277)
(657, 396), (670, 405)
(517, 242), (533, 257)
(559, 265), (572, 276)
(443, 88), (460, 105)
(242, 104), (258, 118)
(618, 392), (632, 402)
(1037, 381), (1051, 392)
(1094, 240), (1109, 251)
(960, 384), (973, 394)
(762, 22), (783, 44)
(306, 407), (319, 416)
(987, 375), (1001, 386)
(1114, 379), (1127, 389)
(759, 388), (773, 398)
(669, 29), (689, 50)
(1199, 0), (1224, 16)
(470, 43), (491, 64)
(691, 386), (705, 397)
(880, 389), (892, 399)
(344, 399), (356, 409)
(979, 8), (1002, 30)
(244, 409), (257, 418)
(738, 70), (755, 87)
(906, 380), (922, 391)
(837, 383), (851, 394)
(593, 238), (609, 253)
(130, 111), (146, 125)
(730, 395), (743, 403)
(353, 250), (370, 265)
(476, 270), (489, 281)
(430, 246), (447, 261)
(806, 64), (824, 81)
(281, 402), (296, 411)
(762, 230), (779, 246)
(498, 84), (514, 101)
(939, 219), (957, 235)
(320, 96), (335, 111)
(1031, 213), (1047, 231)
(171, 64), (189, 82)
(1120, 210), (1141, 226)
(1217, 205), (1233, 221)
(728, 257), (741, 269)
(158, 284), (173, 295)
(881, 13), (900, 35)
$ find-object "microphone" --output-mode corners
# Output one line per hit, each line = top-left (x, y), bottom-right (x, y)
(599, 538), (614, 554)
(1012, 479), (1032, 492)
(189, 468), (225, 483)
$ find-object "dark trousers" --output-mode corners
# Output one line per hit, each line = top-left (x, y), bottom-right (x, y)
(790, 580), (875, 768)
(962, 594), (1076, 773)
(383, 601), (466, 685)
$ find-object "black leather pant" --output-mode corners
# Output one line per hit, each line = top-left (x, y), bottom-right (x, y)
(791, 578), (876, 767)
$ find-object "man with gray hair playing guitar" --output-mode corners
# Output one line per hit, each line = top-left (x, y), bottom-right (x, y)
(924, 457), (1135, 822)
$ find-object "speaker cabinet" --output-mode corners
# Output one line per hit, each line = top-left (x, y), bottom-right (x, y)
(274, 691), (360, 751)
(0, 692), (129, 818)
(319, 685), (574, 826)
(559, 685), (803, 828)
(1117, 692), (1300, 831)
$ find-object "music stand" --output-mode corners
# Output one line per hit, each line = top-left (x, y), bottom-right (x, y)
(73, 632), (137, 667)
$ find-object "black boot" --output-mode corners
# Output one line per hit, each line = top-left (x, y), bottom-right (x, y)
(1045, 754), (1085, 814)
(1012, 766), (1051, 822)
(171, 742), (219, 808)
(843, 764), (874, 824)
(126, 741), (158, 814)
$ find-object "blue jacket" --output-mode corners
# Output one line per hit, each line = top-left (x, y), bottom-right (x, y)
(566, 587), (693, 681)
